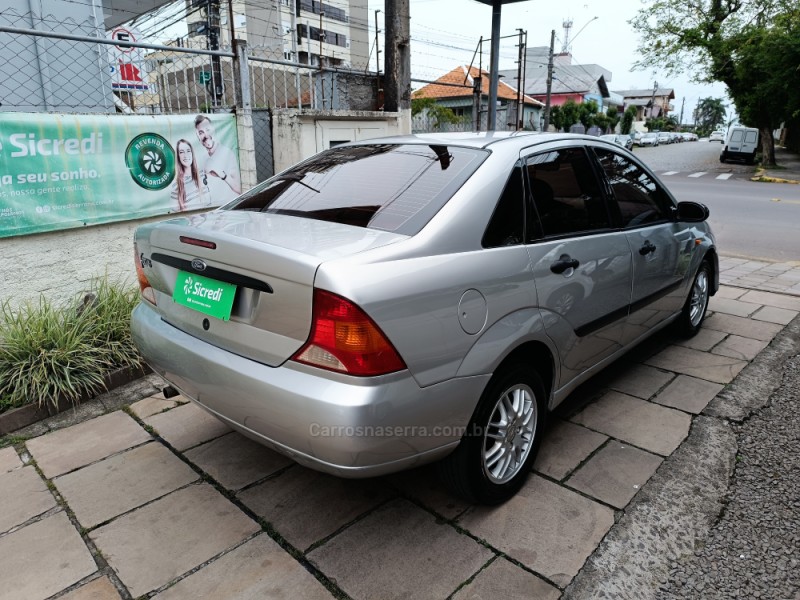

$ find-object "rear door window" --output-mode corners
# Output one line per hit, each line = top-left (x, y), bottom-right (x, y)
(730, 130), (743, 143)
(226, 144), (487, 235)
(524, 147), (611, 239)
(745, 130), (758, 143)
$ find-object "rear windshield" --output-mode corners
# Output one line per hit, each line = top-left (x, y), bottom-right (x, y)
(226, 144), (488, 234)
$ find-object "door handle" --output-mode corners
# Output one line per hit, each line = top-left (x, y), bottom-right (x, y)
(550, 254), (580, 274)
(639, 241), (656, 256)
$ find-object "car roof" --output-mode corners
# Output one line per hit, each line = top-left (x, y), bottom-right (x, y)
(337, 131), (603, 152)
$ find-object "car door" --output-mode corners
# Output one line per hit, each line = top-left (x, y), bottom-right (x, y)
(523, 145), (633, 386)
(592, 147), (694, 342)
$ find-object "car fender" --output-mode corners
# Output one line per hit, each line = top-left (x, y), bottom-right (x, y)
(455, 307), (559, 383)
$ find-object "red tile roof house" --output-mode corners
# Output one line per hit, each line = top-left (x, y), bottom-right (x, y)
(411, 65), (544, 132)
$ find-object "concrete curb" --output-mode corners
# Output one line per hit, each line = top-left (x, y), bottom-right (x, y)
(562, 315), (800, 599)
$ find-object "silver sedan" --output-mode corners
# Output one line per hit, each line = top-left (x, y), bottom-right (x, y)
(132, 132), (718, 504)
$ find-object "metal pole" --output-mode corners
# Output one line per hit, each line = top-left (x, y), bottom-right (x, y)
(290, 0), (300, 108)
(543, 29), (555, 131)
(515, 28), (523, 131)
(487, 0), (501, 131)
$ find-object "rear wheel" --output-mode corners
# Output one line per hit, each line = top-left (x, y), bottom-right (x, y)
(439, 362), (546, 504)
(676, 260), (711, 337)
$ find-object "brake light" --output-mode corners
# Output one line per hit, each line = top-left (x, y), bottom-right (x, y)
(133, 244), (157, 306)
(292, 289), (406, 376)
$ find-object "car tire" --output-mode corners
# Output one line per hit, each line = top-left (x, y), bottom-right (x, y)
(439, 362), (546, 505)
(676, 259), (711, 338)
(720, 151), (726, 163)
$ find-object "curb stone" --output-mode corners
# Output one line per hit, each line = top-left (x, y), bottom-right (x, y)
(562, 314), (800, 599)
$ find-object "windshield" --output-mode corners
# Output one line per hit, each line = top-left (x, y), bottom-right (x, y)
(226, 144), (487, 234)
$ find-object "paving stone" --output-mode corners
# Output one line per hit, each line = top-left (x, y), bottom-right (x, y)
(309, 499), (492, 600)
(459, 476), (613, 588)
(571, 391), (691, 456)
(89, 484), (259, 598)
(239, 466), (394, 551)
(566, 442), (663, 509)
(751, 305), (798, 325)
(0, 512), (97, 600)
(386, 465), (470, 520)
(738, 289), (800, 311)
(651, 374), (724, 414)
(184, 432), (293, 491)
(26, 412), (151, 479)
(673, 327), (728, 352)
(607, 364), (674, 400)
(645, 345), (747, 384)
(152, 534), (331, 600)
(0, 446), (21, 473)
(451, 557), (560, 600)
(703, 313), (785, 342)
(41, 401), (107, 431)
(708, 297), (761, 317)
(0, 466), (57, 533)
(128, 396), (180, 420)
(711, 335), (770, 362)
(144, 402), (230, 451)
(533, 419), (607, 481)
(54, 442), (199, 529)
(59, 576), (121, 600)
(713, 286), (747, 300)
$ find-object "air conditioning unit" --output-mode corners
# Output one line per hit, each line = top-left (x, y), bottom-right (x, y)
(188, 21), (208, 36)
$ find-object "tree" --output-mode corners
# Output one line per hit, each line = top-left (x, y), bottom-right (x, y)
(629, 0), (799, 165)
(549, 105), (564, 131)
(556, 99), (581, 132)
(606, 106), (621, 133)
(695, 97), (727, 136)
(410, 97), (464, 129)
(621, 105), (637, 134)
(579, 99), (599, 130)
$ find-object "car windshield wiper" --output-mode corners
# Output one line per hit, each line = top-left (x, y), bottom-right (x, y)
(274, 172), (320, 193)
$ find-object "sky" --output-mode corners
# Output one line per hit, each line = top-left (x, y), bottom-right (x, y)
(372, 0), (731, 124)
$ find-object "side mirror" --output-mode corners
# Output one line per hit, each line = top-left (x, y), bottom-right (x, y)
(676, 201), (709, 222)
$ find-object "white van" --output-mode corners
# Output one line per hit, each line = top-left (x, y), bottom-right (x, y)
(720, 126), (759, 164)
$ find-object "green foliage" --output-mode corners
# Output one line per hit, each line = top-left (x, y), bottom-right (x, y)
(579, 100), (599, 129)
(695, 97), (727, 134)
(557, 99), (581, 131)
(594, 113), (611, 133)
(0, 278), (142, 412)
(606, 106), (621, 132)
(621, 106), (637, 134)
(411, 97), (466, 128)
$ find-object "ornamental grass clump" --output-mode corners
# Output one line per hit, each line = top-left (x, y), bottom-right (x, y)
(0, 278), (142, 413)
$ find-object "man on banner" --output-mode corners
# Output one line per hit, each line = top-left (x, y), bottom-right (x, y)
(194, 114), (241, 204)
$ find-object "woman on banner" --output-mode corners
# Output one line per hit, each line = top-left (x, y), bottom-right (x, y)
(170, 139), (210, 211)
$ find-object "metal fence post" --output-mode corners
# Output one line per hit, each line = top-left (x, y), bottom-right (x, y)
(234, 39), (258, 190)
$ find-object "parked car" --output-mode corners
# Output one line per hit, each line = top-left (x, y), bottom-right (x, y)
(669, 132), (684, 143)
(600, 133), (634, 150)
(657, 132), (672, 144)
(709, 130), (725, 142)
(131, 132), (718, 505)
(720, 126), (759, 164)
(681, 132), (698, 142)
(637, 132), (659, 147)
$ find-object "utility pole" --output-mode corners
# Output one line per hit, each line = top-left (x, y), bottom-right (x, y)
(207, 0), (223, 106)
(649, 80), (658, 119)
(487, 0), (501, 130)
(679, 96), (685, 127)
(515, 28), (524, 131)
(384, 0), (410, 114)
(290, 0), (300, 108)
(543, 29), (555, 131)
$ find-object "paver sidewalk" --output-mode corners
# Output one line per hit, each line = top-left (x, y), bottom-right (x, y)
(1, 273), (799, 600)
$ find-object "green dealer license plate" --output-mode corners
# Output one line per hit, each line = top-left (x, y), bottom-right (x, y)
(173, 270), (236, 321)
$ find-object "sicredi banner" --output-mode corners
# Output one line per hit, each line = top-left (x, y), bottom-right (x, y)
(0, 112), (240, 238)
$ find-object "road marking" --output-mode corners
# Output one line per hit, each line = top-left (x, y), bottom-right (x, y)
(662, 171), (679, 176)
(716, 173), (733, 180)
(688, 172), (707, 178)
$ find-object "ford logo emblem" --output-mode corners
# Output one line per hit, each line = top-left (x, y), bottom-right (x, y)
(191, 258), (207, 272)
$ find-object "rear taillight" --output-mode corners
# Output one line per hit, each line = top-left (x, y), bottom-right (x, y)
(292, 289), (406, 377)
(134, 244), (157, 306)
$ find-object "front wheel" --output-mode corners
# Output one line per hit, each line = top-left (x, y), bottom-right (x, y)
(439, 363), (546, 504)
(676, 260), (711, 337)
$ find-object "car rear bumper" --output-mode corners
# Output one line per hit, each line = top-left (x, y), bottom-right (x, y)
(131, 303), (488, 477)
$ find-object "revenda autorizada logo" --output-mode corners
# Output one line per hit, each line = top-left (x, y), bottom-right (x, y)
(125, 133), (175, 191)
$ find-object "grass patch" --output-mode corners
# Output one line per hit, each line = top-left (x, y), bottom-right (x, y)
(0, 278), (142, 413)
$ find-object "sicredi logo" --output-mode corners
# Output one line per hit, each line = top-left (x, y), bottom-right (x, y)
(184, 276), (225, 302)
(1, 133), (103, 157)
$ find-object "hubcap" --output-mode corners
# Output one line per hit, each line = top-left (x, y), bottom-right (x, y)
(482, 384), (537, 484)
(689, 270), (709, 327)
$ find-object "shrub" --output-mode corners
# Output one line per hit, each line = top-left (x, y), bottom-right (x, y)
(0, 278), (142, 413)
